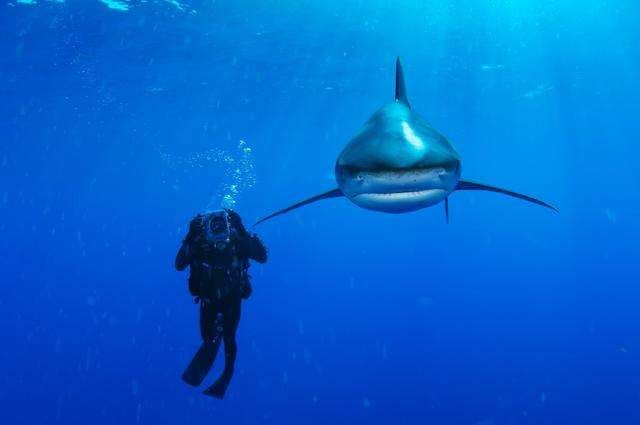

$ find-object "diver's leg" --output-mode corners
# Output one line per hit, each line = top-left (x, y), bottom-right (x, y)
(182, 300), (222, 387)
(221, 298), (242, 382)
(203, 298), (242, 398)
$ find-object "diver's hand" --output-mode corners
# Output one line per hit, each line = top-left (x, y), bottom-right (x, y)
(236, 233), (267, 263)
(195, 238), (214, 258)
(227, 211), (248, 236)
(241, 281), (253, 300)
(234, 233), (250, 253)
(185, 215), (205, 243)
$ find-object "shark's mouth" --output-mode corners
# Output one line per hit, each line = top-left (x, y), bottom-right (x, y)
(345, 167), (456, 195)
(337, 166), (459, 213)
(352, 188), (448, 213)
(354, 188), (447, 200)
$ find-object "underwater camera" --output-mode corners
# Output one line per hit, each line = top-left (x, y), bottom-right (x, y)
(203, 210), (231, 250)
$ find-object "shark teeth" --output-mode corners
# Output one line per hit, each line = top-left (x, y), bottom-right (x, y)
(351, 189), (448, 213)
(344, 167), (457, 196)
(355, 188), (446, 199)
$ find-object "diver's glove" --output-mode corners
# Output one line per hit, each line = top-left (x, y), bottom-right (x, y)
(226, 210), (249, 237)
(234, 233), (254, 255)
(234, 233), (268, 263)
(184, 214), (205, 244)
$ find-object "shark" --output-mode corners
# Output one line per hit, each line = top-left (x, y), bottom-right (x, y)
(256, 58), (557, 225)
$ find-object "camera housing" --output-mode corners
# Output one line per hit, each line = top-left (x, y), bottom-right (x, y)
(204, 210), (231, 249)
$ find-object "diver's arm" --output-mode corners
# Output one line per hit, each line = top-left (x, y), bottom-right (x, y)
(175, 242), (192, 271)
(237, 234), (268, 264)
(175, 216), (204, 271)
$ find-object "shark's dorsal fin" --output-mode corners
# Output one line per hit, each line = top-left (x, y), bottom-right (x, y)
(395, 57), (410, 108)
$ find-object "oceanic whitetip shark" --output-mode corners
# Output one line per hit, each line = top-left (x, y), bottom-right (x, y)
(256, 58), (557, 225)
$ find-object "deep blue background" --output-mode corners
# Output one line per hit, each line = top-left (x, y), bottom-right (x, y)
(1, 1), (639, 424)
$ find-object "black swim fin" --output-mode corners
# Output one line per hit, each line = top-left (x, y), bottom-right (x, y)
(254, 188), (343, 225)
(455, 179), (558, 212)
(182, 340), (221, 387)
(202, 374), (232, 399)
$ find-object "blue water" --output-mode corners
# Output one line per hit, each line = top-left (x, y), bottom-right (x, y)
(1, 1), (639, 424)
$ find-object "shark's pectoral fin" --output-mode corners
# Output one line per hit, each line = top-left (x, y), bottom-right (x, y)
(254, 188), (344, 225)
(455, 180), (558, 212)
(444, 196), (450, 224)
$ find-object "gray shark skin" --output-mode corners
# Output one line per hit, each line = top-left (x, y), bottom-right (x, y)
(256, 58), (556, 225)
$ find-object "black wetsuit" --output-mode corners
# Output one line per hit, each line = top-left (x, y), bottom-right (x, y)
(175, 210), (267, 398)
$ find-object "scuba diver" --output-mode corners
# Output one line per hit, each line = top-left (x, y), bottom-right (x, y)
(175, 209), (267, 399)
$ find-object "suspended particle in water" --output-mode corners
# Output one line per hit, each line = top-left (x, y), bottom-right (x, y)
(605, 208), (617, 224)
(417, 296), (433, 307)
